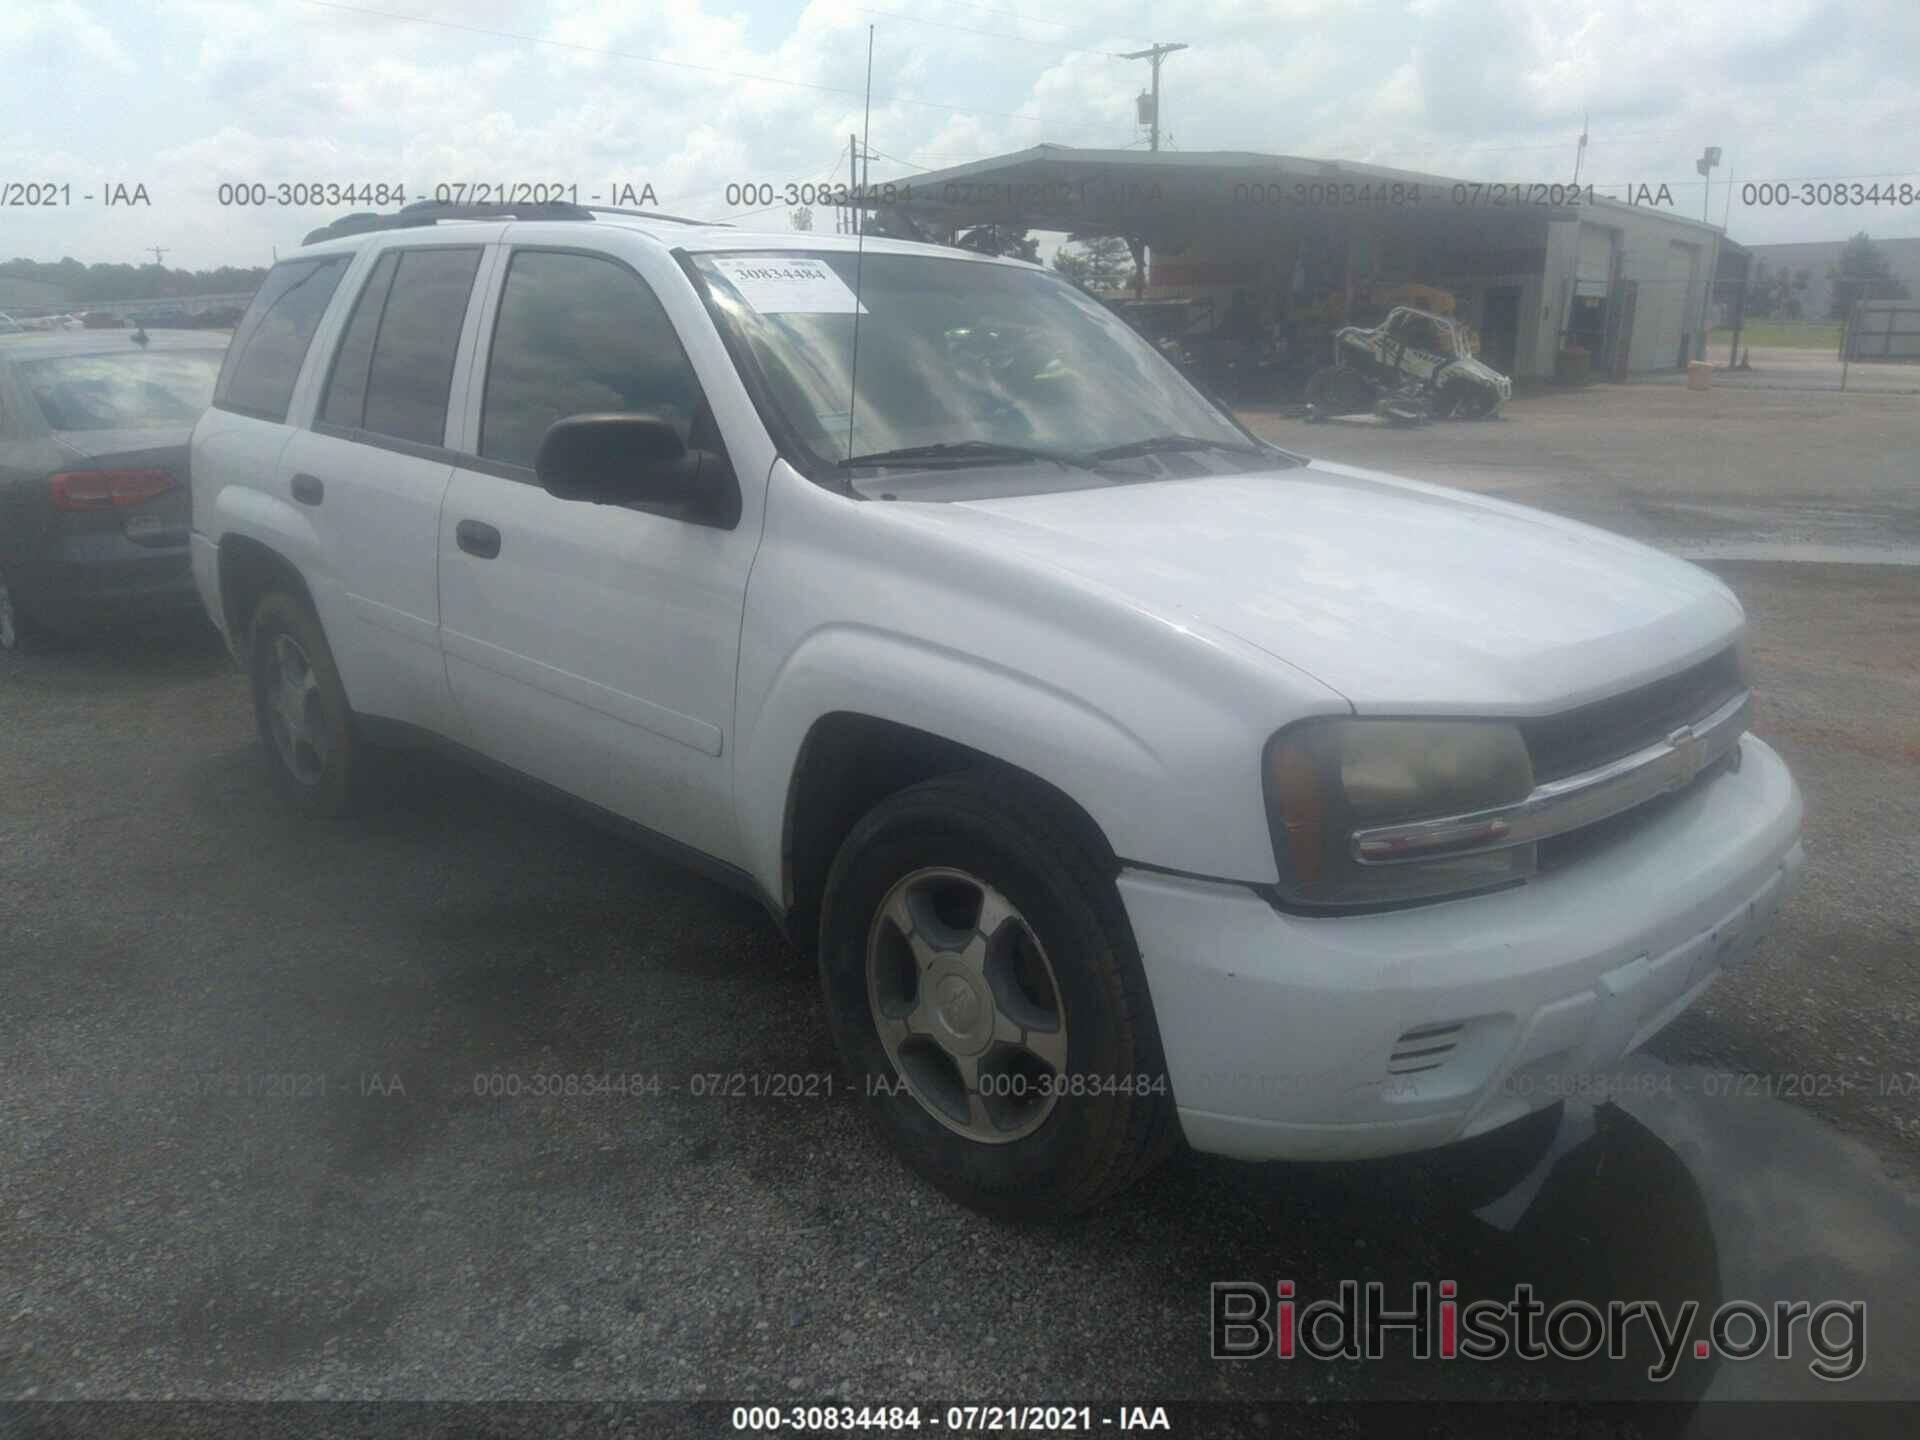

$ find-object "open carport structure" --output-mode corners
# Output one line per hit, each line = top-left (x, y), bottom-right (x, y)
(865, 145), (1725, 382)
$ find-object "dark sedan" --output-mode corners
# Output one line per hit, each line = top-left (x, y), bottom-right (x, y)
(0, 332), (227, 650)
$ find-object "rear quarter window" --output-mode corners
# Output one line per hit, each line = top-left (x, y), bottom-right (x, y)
(212, 256), (350, 422)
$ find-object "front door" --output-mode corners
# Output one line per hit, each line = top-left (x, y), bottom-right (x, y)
(436, 245), (759, 864)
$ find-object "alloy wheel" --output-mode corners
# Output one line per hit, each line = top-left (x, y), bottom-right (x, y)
(262, 632), (330, 786)
(866, 866), (1069, 1144)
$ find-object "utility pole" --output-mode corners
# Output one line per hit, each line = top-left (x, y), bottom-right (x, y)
(1119, 42), (1187, 152)
(147, 245), (169, 266)
(1572, 112), (1589, 185)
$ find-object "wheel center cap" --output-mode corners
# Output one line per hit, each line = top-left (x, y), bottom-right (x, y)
(927, 965), (992, 1054)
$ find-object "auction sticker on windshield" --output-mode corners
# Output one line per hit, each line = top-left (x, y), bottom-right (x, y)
(710, 255), (867, 314)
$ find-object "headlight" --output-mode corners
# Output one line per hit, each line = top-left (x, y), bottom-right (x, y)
(1263, 718), (1536, 909)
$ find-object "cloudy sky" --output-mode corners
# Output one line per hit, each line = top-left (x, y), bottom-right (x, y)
(3, 0), (1917, 270)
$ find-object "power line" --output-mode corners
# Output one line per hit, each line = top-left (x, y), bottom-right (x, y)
(854, 7), (1120, 58)
(861, 146), (933, 174)
(929, 0), (1153, 46)
(297, 0), (1115, 137)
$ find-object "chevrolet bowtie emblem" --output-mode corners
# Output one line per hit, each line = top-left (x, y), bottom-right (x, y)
(1667, 725), (1701, 786)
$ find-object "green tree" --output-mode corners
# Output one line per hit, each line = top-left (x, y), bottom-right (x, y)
(0, 255), (267, 303)
(1050, 232), (1132, 293)
(1744, 261), (1801, 320)
(1827, 232), (1910, 319)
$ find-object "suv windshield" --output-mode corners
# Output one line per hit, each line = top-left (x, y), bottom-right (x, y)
(691, 250), (1273, 490)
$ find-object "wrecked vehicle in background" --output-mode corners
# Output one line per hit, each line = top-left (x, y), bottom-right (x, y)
(1308, 306), (1511, 422)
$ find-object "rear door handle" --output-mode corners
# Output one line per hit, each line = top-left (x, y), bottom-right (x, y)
(455, 519), (501, 559)
(290, 473), (324, 506)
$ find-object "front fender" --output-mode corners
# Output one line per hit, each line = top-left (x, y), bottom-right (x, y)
(730, 464), (1349, 904)
(734, 622), (1275, 905)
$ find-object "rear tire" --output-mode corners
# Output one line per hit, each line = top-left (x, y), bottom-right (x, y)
(819, 772), (1178, 1220)
(248, 592), (363, 817)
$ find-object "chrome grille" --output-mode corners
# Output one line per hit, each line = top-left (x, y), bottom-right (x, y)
(1520, 646), (1744, 784)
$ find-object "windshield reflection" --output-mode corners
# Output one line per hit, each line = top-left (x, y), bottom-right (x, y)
(692, 250), (1254, 481)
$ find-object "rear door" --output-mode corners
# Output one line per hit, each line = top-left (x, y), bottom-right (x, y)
(193, 253), (353, 642)
(436, 243), (759, 863)
(274, 239), (492, 733)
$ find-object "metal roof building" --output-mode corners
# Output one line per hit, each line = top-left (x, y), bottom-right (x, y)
(866, 145), (1727, 381)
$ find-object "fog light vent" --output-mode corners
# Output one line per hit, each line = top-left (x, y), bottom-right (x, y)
(1388, 1022), (1464, 1076)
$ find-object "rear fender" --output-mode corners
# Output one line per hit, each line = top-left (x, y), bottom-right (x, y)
(209, 486), (342, 657)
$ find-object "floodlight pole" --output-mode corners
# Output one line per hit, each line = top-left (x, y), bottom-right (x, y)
(1696, 145), (1722, 223)
(1120, 42), (1187, 152)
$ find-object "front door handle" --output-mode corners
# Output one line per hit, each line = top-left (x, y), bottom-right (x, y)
(290, 473), (324, 506)
(455, 519), (501, 559)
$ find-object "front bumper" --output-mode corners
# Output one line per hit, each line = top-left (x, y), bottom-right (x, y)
(1120, 735), (1804, 1162)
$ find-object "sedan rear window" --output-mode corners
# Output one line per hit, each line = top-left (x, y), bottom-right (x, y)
(18, 351), (224, 431)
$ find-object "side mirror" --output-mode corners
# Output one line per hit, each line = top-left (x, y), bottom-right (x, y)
(534, 412), (701, 507)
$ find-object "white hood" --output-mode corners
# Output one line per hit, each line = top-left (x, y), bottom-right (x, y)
(921, 459), (1744, 715)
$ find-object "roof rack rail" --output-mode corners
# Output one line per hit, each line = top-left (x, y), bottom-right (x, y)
(301, 198), (594, 246)
(300, 199), (729, 246)
(582, 205), (731, 228)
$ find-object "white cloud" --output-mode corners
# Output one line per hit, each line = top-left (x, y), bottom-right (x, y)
(3, 0), (1917, 266)
(0, 0), (134, 71)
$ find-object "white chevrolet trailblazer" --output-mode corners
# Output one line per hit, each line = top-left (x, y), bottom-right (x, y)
(191, 202), (1804, 1217)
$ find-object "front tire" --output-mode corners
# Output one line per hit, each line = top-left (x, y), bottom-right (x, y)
(819, 773), (1177, 1219)
(248, 592), (363, 817)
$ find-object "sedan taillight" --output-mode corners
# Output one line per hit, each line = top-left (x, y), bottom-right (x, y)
(50, 469), (176, 510)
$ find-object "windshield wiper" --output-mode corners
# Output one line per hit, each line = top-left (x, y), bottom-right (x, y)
(1076, 433), (1268, 463)
(838, 440), (1091, 471)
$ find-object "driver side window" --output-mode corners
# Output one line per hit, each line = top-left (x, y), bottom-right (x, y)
(480, 250), (708, 470)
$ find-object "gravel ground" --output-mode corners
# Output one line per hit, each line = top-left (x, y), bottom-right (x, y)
(3, 381), (1917, 1415)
